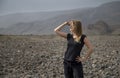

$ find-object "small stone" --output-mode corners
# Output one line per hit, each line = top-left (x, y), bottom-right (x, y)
(17, 50), (20, 52)
(92, 64), (96, 68)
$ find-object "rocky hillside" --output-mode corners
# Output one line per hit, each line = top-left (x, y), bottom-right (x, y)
(87, 20), (112, 35)
(0, 35), (120, 78)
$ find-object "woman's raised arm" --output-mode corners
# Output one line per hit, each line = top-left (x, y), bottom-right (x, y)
(54, 22), (69, 38)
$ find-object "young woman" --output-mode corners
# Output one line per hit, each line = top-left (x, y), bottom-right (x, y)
(54, 20), (94, 78)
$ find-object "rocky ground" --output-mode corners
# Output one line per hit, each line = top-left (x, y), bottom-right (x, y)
(0, 35), (120, 78)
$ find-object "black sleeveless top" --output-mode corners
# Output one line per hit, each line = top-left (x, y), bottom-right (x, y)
(64, 33), (87, 62)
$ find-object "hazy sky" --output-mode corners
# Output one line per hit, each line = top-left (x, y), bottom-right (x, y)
(0, 0), (119, 15)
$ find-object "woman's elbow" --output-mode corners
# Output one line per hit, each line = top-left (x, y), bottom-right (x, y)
(90, 46), (94, 52)
(88, 46), (94, 52)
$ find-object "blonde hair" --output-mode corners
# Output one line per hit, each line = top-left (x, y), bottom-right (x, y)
(72, 20), (83, 42)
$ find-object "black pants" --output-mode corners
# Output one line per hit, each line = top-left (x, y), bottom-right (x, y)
(63, 60), (84, 78)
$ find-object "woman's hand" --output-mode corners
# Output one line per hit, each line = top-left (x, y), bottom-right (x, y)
(54, 21), (70, 38)
(67, 21), (72, 26)
(63, 20), (72, 26)
(76, 56), (87, 62)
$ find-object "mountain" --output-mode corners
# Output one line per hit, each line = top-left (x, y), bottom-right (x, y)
(87, 20), (112, 35)
(0, 11), (71, 28)
(88, 1), (120, 25)
(0, 1), (120, 35)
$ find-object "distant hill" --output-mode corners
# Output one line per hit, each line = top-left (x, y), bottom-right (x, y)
(88, 1), (120, 25)
(0, 1), (120, 35)
(0, 11), (70, 28)
(87, 20), (112, 35)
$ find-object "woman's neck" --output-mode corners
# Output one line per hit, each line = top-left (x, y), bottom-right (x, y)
(72, 33), (80, 37)
(71, 33), (82, 42)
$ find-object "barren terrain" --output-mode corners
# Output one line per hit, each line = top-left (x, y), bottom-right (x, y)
(0, 35), (120, 78)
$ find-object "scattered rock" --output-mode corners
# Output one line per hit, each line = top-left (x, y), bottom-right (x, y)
(0, 35), (120, 78)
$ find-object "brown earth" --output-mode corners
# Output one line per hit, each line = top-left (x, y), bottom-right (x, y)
(0, 35), (120, 78)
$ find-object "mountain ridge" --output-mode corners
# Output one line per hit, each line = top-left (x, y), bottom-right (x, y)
(0, 1), (120, 35)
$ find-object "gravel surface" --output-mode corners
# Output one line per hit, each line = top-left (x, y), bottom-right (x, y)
(0, 35), (120, 78)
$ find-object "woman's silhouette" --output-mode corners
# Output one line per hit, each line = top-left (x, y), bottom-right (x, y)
(54, 20), (94, 78)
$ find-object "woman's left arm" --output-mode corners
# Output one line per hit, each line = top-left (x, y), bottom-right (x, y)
(76, 37), (94, 62)
(83, 37), (94, 60)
